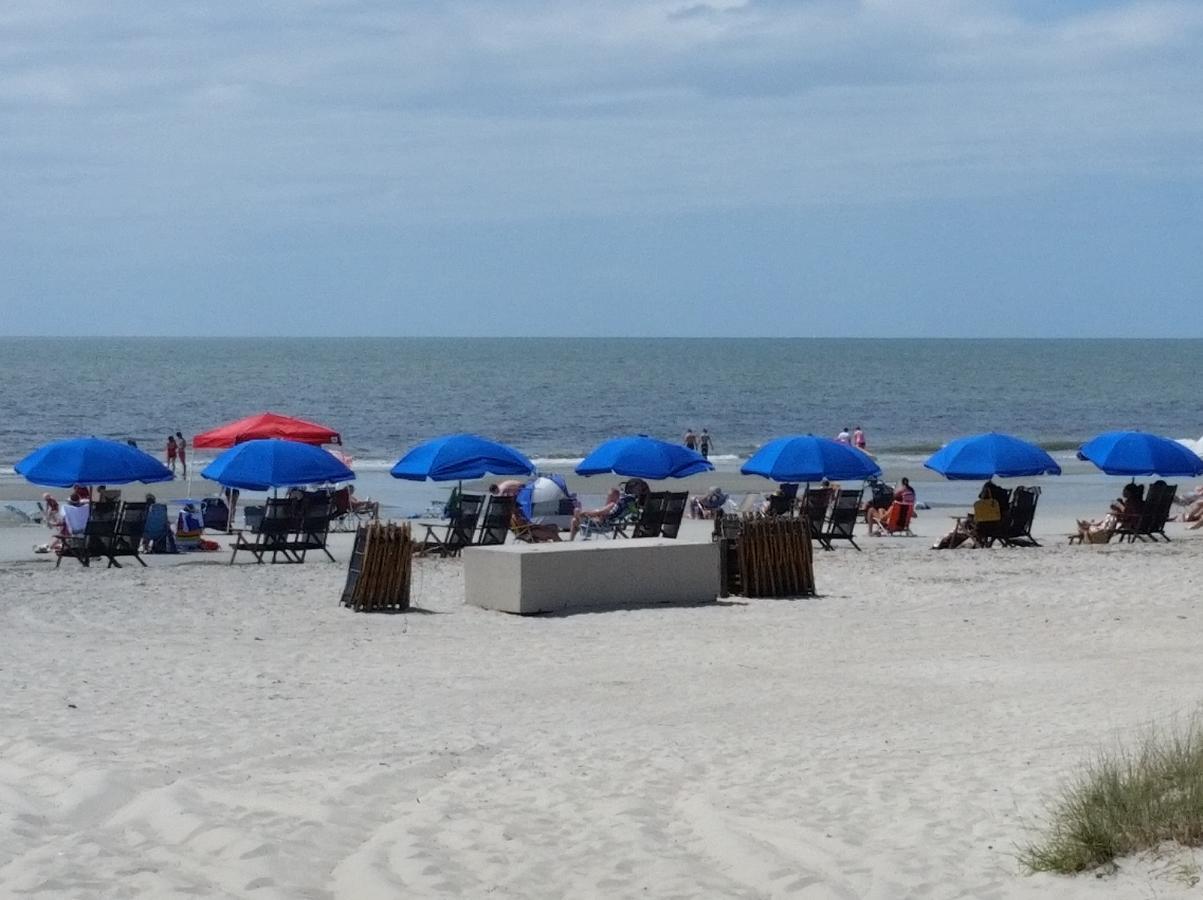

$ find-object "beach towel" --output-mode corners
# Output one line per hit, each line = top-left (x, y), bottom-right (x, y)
(63, 503), (90, 535)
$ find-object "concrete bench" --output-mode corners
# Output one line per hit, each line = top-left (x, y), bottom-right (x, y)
(463, 538), (720, 615)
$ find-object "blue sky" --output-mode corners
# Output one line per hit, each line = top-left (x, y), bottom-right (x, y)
(2, 0), (1200, 336)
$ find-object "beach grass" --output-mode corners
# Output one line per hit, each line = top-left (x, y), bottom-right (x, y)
(1021, 715), (1203, 874)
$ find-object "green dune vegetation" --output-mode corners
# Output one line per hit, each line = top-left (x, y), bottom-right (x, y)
(1023, 714), (1203, 875)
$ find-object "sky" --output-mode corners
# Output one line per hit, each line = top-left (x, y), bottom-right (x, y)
(1, 0), (1201, 337)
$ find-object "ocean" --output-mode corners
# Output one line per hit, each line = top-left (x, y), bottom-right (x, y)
(2, 338), (1200, 515)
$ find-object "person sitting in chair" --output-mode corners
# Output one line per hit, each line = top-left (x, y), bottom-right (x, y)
(569, 488), (623, 540)
(1077, 482), (1144, 543)
(692, 486), (728, 519)
(33, 493), (65, 554)
(512, 506), (562, 542)
(867, 478), (915, 535)
(347, 484), (380, 520)
(933, 479), (1005, 549)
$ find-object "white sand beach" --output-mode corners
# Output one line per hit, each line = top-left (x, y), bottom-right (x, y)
(3, 519), (1203, 898)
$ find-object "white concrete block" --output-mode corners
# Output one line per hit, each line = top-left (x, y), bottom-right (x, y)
(463, 539), (720, 615)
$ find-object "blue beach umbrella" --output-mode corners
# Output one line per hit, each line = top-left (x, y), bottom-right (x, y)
(741, 435), (881, 483)
(576, 435), (713, 479)
(1077, 431), (1203, 478)
(201, 439), (355, 491)
(924, 432), (1062, 481)
(390, 434), (534, 482)
(15, 436), (173, 488)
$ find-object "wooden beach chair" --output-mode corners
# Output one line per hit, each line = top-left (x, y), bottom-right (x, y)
(416, 493), (484, 557)
(659, 491), (689, 539)
(800, 486), (833, 541)
(1128, 482), (1176, 542)
(104, 501), (149, 567)
(510, 507), (560, 543)
(997, 486), (1041, 548)
(819, 489), (864, 551)
(476, 495), (514, 547)
(290, 493), (336, 562)
(229, 497), (301, 564)
(56, 501), (119, 568)
(630, 491), (670, 539)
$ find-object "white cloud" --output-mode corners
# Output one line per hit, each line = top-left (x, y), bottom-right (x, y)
(0, 0), (1200, 225)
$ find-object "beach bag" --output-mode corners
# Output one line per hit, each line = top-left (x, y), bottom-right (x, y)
(973, 498), (1001, 523)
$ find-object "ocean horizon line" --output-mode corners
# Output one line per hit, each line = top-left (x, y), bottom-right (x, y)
(6, 335), (1203, 342)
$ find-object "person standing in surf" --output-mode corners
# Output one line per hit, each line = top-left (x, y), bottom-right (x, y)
(175, 431), (188, 479)
(853, 426), (867, 450)
(683, 428), (697, 451)
(165, 435), (178, 475)
(699, 428), (712, 459)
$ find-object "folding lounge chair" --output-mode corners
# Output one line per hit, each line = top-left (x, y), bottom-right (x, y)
(417, 493), (484, 557)
(230, 498), (300, 564)
(659, 491), (689, 539)
(511, 508), (560, 543)
(291, 493), (336, 562)
(629, 492), (670, 539)
(800, 487), (833, 541)
(56, 501), (118, 568)
(875, 501), (915, 536)
(997, 487), (1041, 548)
(579, 493), (639, 540)
(1129, 482), (1175, 542)
(105, 501), (149, 567)
(476, 495), (514, 547)
(819, 489), (864, 551)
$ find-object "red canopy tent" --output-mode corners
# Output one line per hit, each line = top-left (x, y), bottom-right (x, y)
(193, 412), (342, 449)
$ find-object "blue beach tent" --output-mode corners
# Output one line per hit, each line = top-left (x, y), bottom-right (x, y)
(924, 432), (1062, 481)
(741, 435), (881, 483)
(576, 435), (713, 480)
(201, 439), (355, 491)
(15, 436), (173, 488)
(390, 434), (534, 482)
(1077, 431), (1203, 478)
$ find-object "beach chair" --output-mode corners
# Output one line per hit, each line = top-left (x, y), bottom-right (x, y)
(997, 486), (1041, 548)
(476, 495), (514, 547)
(818, 489), (863, 551)
(290, 493), (336, 562)
(229, 498), (301, 564)
(510, 507), (561, 543)
(800, 487), (833, 540)
(417, 493), (484, 557)
(579, 493), (639, 540)
(1128, 482), (1176, 542)
(764, 483), (799, 517)
(875, 501), (915, 536)
(659, 491), (689, 539)
(104, 501), (149, 567)
(56, 501), (118, 568)
(629, 491), (670, 539)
